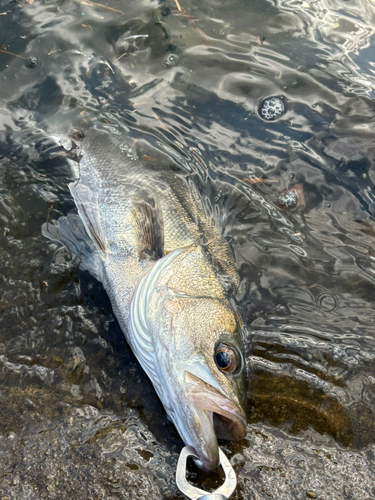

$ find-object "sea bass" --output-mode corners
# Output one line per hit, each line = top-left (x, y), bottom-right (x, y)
(43, 128), (247, 470)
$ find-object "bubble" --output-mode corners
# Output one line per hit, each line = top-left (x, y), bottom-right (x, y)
(259, 96), (285, 121)
(27, 57), (38, 68)
(119, 143), (136, 159)
(277, 184), (305, 209)
(164, 54), (177, 68)
(275, 303), (290, 316)
(126, 147), (137, 160)
(278, 190), (298, 208)
(127, 151), (137, 161)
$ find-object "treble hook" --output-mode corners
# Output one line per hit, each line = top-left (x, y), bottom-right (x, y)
(175, 446), (237, 500)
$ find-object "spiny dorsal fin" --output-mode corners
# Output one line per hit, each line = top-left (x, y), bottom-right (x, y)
(132, 195), (164, 261)
(68, 182), (107, 257)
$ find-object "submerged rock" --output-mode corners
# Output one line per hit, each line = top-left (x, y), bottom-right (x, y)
(0, 406), (374, 499)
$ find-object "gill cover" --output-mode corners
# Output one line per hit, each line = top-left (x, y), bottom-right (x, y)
(129, 244), (247, 470)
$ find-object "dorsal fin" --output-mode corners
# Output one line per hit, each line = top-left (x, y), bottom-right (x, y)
(68, 182), (107, 257)
(131, 195), (164, 261)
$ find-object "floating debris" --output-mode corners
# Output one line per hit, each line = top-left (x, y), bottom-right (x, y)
(60, 139), (82, 164)
(172, 0), (208, 45)
(74, 0), (124, 15)
(141, 154), (155, 161)
(259, 96), (285, 121)
(243, 177), (278, 185)
(0, 48), (28, 61)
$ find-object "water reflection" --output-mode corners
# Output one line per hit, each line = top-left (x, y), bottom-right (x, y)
(1, 0), (375, 497)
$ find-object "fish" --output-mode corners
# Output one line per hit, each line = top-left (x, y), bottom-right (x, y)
(42, 127), (247, 471)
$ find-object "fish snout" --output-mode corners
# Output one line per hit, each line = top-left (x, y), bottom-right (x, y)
(182, 370), (247, 471)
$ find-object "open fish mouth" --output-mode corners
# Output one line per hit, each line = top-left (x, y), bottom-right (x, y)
(183, 370), (246, 470)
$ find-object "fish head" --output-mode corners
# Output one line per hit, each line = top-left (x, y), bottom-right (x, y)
(153, 294), (247, 471)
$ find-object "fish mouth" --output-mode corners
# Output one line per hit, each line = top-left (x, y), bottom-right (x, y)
(183, 370), (246, 471)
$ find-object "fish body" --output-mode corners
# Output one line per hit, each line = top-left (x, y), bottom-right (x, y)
(43, 128), (247, 470)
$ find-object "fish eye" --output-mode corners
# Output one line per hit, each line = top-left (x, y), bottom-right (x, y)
(215, 343), (239, 374)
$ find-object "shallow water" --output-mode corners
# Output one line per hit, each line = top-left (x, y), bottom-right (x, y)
(1, 0), (375, 498)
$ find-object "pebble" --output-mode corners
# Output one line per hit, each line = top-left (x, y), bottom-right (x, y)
(307, 491), (317, 498)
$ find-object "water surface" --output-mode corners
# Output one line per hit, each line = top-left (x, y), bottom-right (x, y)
(1, 0), (375, 498)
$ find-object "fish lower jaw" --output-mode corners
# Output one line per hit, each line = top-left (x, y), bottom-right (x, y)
(166, 406), (219, 471)
(185, 404), (245, 471)
(184, 371), (247, 443)
(191, 408), (220, 471)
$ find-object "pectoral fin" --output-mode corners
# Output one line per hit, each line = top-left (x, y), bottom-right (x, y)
(69, 183), (107, 257)
(132, 195), (164, 261)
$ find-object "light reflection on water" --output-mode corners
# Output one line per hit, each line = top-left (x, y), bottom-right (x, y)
(1, 0), (375, 498)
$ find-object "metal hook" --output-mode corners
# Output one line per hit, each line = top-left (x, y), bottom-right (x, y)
(175, 446), (237, 500)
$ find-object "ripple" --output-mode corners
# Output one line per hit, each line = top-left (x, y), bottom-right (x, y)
(317, 292), (339, 313)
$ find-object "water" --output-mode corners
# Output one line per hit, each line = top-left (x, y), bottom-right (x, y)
(0, 0), (375, 498)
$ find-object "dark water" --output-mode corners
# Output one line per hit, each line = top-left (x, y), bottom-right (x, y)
(1, 0), (375, 498)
